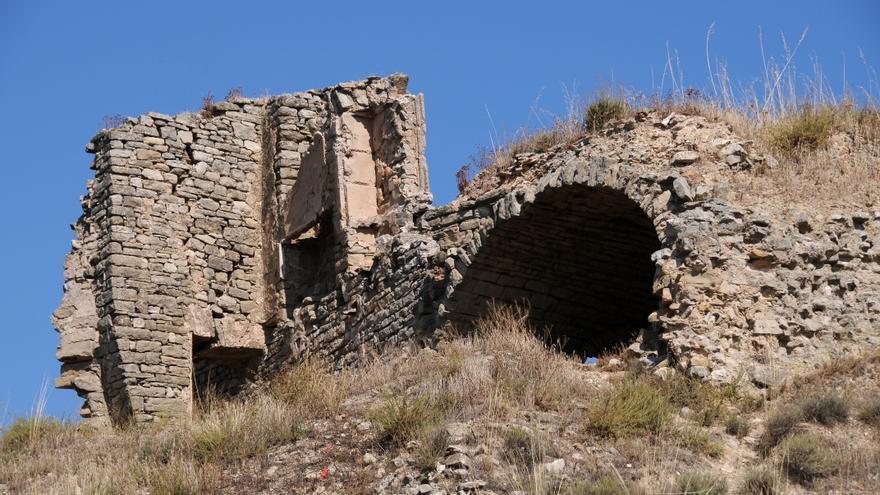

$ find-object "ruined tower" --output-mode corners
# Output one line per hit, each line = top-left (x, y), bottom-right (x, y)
(55, 75), (880, 425)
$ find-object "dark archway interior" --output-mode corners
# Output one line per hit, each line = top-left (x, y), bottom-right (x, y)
(448, 185), (662, 357)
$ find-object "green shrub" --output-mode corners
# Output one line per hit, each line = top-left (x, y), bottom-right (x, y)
(584, 97), (629, 131)
(370, 394), (441, 446)
(799, 392), (849, 425)
(757, 406), (803, 456)
(659, 374), (736, 427)
(857, 396), (880, 428)
(737, 466), (783, 495)
(725, 415), (751, 438)
(565, 475), (645, 495)
(676, 427), (724, 458)
(677, 470), (728, 495)
(779, 432), (836, 484)
(586, 378), (672, 438)
(766, 107), (836, 154)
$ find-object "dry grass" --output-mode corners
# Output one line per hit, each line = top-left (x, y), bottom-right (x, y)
(564, 475), (645, 495)
(586, 377), (673, 438)
(725, 415), (751, 438)
(676, 470), (728, 495)
(0, 357), (345, 494)
(584, 97), (630, 131)
(798, 392), (849, 425)
(857, 396), (880, 428)
(413, 424), (450, 471)
(4, 310), (878, 493)
(369, 393), (441, 446)
(779, 432), (837, 485)
(268, 356), (349, 417)
(737, 465), (784, 495)
(765, 106), (837, 153)
(757, 405), (803, 456)
(192, 395), (301, 462)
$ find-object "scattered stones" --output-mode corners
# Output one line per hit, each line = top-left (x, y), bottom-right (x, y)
(672, 176), (693, 201)
(671, 150), (700, 165)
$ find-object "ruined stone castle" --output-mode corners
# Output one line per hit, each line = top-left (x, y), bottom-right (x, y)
(53, 75), (880, 426)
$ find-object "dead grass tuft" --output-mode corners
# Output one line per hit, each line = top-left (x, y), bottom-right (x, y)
(192, 395), (301, 462)
(269, 357), (349, 418)
(737, 465), (784, 495)
(474, 304), (589, 412)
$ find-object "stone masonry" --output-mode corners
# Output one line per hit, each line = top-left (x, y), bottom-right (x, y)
(54, 75), (880, 425)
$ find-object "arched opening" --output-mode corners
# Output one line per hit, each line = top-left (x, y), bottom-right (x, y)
(447, 184), (662, 357)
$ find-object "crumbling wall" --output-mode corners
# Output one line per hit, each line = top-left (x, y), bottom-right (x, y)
(55, 77), (880, 424)
(437, 113), (880, 386)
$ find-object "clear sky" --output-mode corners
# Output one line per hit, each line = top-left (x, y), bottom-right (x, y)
(0, 1), (877, 422)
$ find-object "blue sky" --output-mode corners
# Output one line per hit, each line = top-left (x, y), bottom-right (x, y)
(0, 1), (877, 421)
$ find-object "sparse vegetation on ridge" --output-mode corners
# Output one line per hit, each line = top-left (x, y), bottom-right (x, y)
(455, 33), (880, 207)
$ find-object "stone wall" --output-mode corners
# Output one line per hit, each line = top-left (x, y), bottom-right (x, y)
(54, 76), (880, 425)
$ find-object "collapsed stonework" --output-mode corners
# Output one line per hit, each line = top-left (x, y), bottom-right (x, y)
(53, 75), (880, 425)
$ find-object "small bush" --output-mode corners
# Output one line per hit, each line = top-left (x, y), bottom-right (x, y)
(799, 392), (848, 425)
(370, 394), (441, 446)
(857, 396), (880, 428)
(757, 406), (803, 456)
(766, 107), (836, 154)
(660, 374), (736, 427)
(737, 466), (783, 495)
(779, 432), (836, 484)
(586, 378), (672, 438)
(565, 475), (644, 495)
(725, 415), (751, 438)
(200, 93), (215, 119)
(584, 97), (629, 131)
(414, 425), (449, 471)
(677, 470), (728, 495)
(0, 417), (72, 456)
(502, 426), (546, 469)
(224, 86), (243, 101)
(676, 427), (724, 458)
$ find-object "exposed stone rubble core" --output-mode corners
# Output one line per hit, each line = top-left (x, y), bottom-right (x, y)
(55, 75), (880, 424)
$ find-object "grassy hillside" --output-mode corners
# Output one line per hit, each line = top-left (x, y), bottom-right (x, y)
(2, 305), (878, 494)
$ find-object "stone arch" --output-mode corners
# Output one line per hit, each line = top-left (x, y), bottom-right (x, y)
(442, 158), (675, 357)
